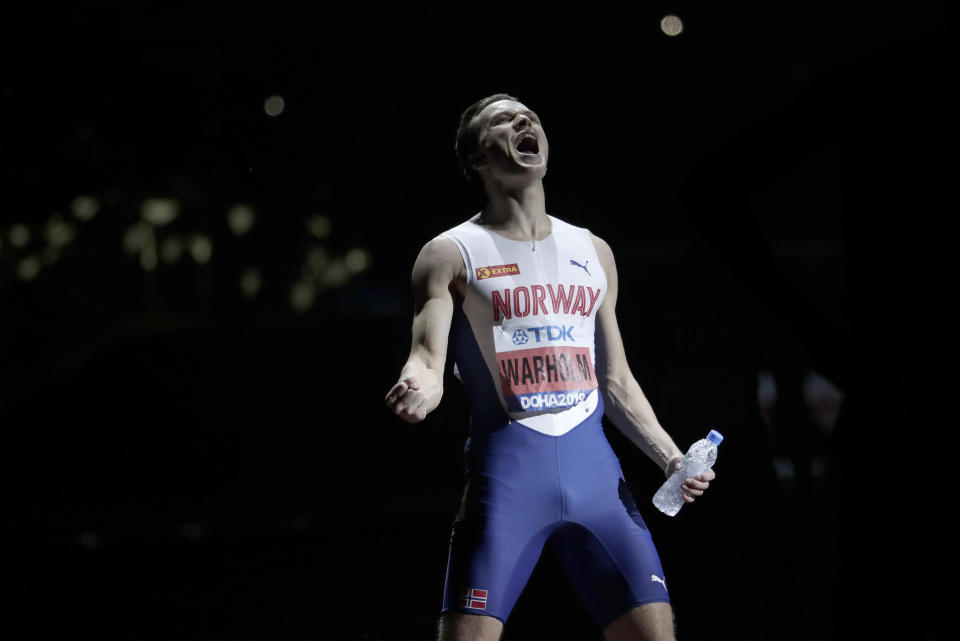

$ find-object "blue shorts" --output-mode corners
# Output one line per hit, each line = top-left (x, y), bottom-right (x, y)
(440, 396), (670, 628)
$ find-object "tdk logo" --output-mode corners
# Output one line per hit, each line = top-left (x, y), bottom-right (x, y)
(528, 325), (574, 343)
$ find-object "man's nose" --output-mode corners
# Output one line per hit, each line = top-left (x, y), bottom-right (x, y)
(513, 114), (531, 130)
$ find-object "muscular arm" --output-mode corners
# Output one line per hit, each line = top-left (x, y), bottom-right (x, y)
(592, 234), (714, 502)
(384, 237), (464, 423)
(592, 234), (683, 474)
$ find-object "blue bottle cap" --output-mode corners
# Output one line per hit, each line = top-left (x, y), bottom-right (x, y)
(707, 430), (724, 445)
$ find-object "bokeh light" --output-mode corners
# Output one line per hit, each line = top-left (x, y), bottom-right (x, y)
(321, 260), (349, 287)
(289, 280), (315, 312)
(17, 255), (42, 281)
(301, 246), (329, 281)
(42, 247), (60, 265)
(140, 245), (158, 271)
(123, 221), (154, 257)
(264, 95), (285, 117)
(239, 267), (262, 299)
(141, 198), (180, 226)
(305, 214), (332, 239)
(344, 247), (371, 273)
(227, 204), (256, 236)
(44, 214), (76, 249)
(78, 532), (101, 549)
(9, 224), (31, 248)
(660, 15), (683, 36)
(188, 234), (213, 264)
(71, 195), (100, 221)
(160, 236), (184, 264)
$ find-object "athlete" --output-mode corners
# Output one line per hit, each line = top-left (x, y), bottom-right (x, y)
(385, 94), (715, 641)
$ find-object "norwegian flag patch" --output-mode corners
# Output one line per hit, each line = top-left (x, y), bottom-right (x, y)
(459, 587), (488, 610)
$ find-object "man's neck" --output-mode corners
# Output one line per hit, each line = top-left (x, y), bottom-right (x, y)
(478, 181), (550, 241)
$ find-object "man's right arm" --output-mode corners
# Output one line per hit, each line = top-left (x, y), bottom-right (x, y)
(384, 236), (464, 423)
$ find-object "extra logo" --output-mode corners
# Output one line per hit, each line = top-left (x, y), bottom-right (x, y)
(459, 587), (488, 610)
(476, 263), (520, 280)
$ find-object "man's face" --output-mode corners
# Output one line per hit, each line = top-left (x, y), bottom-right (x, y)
(471, 100), (548, 185)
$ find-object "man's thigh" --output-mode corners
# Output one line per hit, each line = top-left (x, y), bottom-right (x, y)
(437, 611), (504, 641)
(603, 602), (675, 641)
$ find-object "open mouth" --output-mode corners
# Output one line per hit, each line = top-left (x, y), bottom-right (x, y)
(515, 132), (540, 155)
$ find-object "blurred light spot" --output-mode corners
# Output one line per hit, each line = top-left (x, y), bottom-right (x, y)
(140, 246), (158, 271)
(122, 220), (157, 272)
(160, 236), (184, 264)
(773, 457), (795, 481)
(227, 204), (256, 236)
(660, 15), (683, 36)
(179, 522), (204, 540)
(78, 532), (101, 549)
(9, 224), (30, 248)
(321, 260), (350, 287)
(306, 214), (332, 239)
(344, 247), (371, 273)
(301, 246), (329, 281)
(189, 234), (213, 264)
(44, 214), (76, 249)
(122, 221), (155, 256)
(17, 255), (42, 281)
(757, 370), (778, 405)
(290, 280), (316, 313)
(42, 247), (60, 265)
(239, 267), (262, 298)
(802, 370), (844, 433)
(141, 198), (180, 226)
(71, 195), (100, 221)
(264, 95), (285, 117)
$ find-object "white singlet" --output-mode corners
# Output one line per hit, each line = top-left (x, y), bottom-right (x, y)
(440, 213), (607, 436)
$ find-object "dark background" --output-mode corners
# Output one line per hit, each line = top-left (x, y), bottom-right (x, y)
(4, 3), (955, 640)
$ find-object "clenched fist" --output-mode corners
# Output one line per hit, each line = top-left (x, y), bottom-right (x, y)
(385, 376), (428, 423)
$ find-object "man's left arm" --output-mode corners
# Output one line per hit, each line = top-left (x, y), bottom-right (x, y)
(591, 234), (714, 503)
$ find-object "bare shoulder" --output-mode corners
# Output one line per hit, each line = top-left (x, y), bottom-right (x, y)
(412, 236), (466, 295)
(414, 236), (462, 271)
(589, 233), (617, 270)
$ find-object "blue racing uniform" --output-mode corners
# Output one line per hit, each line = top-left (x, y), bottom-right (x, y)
(438, 214), (670, 628)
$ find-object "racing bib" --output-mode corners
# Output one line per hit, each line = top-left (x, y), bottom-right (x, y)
(494, 324), (598, 412)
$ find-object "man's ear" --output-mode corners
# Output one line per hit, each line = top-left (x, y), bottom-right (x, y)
(469, 152), (487, 171)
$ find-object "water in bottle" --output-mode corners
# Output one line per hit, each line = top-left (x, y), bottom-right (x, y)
(652, 429), (724, 516)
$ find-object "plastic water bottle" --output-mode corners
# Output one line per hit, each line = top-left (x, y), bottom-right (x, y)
(652, 430), (724, 516)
